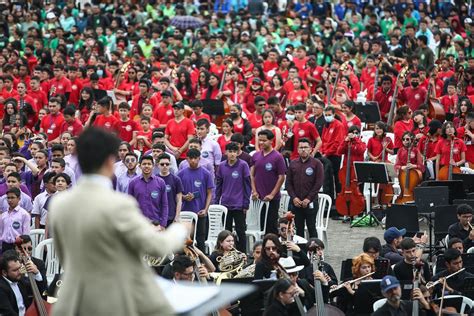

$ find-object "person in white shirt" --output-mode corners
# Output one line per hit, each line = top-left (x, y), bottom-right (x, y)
(31, 172), (57, 229)
(195, 118), (222, 175)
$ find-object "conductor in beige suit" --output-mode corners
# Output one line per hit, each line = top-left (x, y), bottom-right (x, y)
(49, 127), (188, 316)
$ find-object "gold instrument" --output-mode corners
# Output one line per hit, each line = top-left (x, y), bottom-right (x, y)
(143, 253), (170, 267)
(426, 268), (465, 289)
(209, 247), (247, 285)
(329, 272), (375, 293)
(234, 263), (255, 279)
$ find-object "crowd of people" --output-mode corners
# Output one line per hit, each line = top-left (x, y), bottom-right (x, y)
(0, 0), (473, 314)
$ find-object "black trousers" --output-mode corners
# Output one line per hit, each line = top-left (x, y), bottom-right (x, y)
(326, 155), (342, 195)
(291, 200), (319, 239)
(196, 215), (209, 253)
(261, 199), (280, 235)
(225, 209), (247, 253)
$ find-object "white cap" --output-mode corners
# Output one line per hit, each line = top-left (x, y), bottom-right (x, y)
(46, 12), (56, 20)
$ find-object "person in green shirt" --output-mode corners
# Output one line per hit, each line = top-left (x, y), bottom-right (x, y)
(138, 34), (156, 59)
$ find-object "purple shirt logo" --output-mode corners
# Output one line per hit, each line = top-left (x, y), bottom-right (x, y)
(202, 151), (209, 158)
(150, 191), (159, 199)
(194, 180), (202, 188)
(12, 221), (20, 229)
(166, 184), (171, 192)
(265, 163), (273, 171)
(305, 167), (314, 176)
(231, 171), (239, 179)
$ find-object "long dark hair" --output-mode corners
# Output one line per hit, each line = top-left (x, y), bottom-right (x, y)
(260, 234), (283, 270)
(205, 73), (220, 99)
(78, 87), (95, 112)
(265, 278), (293, 308)
(372, 121), (387, 139)
(176, 70), (193, 97)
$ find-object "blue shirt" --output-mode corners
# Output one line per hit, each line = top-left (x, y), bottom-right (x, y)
(116, 171), (139, 193)
(128, 174), (168, 226)
(178, 167), (214, 213)
(215, 159), (251, 210)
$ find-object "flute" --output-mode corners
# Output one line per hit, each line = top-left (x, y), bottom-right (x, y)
(426, 268), (465, 289)
(329, 272), (375, 293)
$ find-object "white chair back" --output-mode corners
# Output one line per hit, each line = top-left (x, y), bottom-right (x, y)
(205, 205), (228, 252)
(360, 130), (373, 145)
(279, 190), (291, 218)
(29, 229), (45, 251)
(441, 295), (473, 314)
(372, 298), (387, 311)
(245, 199), (269, 251)
(34, 238), (60, 285)
(316, 194), (332, 249)
(179, 211), (199, 243)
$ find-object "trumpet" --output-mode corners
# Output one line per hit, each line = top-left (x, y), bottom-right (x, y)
(329, 272), (375, 293)
(426, 268), (465, 289)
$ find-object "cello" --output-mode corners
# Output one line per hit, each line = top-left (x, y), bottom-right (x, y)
(377, 137), (395, 206)
(335, 137), (365, 217)
(15, 237), (52, 316)
(395, 137), (422, 204)
(387, 64), (409, 128)
(426, 62), (445, 122)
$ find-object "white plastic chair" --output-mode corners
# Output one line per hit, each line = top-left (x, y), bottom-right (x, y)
(440, 295), (473, 314)
(467, 247), (474, 254)
(373, 298), (387, 311)
(179, 211), (199, 244)
(279, 190), (291, 218)
(316, 194), (332, 249)
(245, 199), (269, 252)
(34, 238), (60, 285)
(29, 229), (45, 252)
(205, 205), (228, 253)
(360, 130), (373, 145)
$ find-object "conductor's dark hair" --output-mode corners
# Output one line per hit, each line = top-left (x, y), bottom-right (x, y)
(77, 127), (121, 174)
(0, 250), (20, 272)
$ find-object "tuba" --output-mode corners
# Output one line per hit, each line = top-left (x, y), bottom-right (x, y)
(209, 248), (247, 284)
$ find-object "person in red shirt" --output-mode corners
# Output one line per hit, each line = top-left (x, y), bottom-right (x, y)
(399, 73), (427, 112)
(435, 121), (466, 179)
(39, 67), (51, 94)
(440, 81), (459, 118)
(286, 77), (309, 107)
(136, 104), (160, 130)
(263, 49), (279, 76)
(153, 90), (175, 128)
(209, 52), (226, 79)
(374, 75), (395, 121)
(367, 121), (394, 162)
(132, 116), (153, 154)
(164, 102), (195, 161)
(217, 119), (233, 153)
(67, 66), (83, 106)
(437, 58), (455, 82)
(117, 102), (140, 143)
(457, 112), (474, 166)
(130, 79), (152, 120)
(189, 100), (211, 124)
(49, 64), (72, 100)
(0, 75), (19, 119)
(341, 100), (362, 130)
(293, 46), (309, 74)
(242, 78), (268, 113)
(395, 131), (425, 175)
(40, 97), (65, 144)
(393, 106), (414, 152)
(418, 119), (442, 179)
(60, 106), (83, 136)
(291, 103), (321, 160)
(15, 81), (37, 129)
(28, 76), (48, 111)
(247, 96), (265, 137)
(412, 110), (429, 140)
(336, 125), (367, 176)
(360, 55), (377, 91)
(92, 97), (121, 134)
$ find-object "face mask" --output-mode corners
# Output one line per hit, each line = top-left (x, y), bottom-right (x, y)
(325, 115), (334, 123)
(286, 114), (295, 121)
(97, 69), (104, 77)
(230, 112), (238, 119)
(185, 32), (193, 37)
(411, 81), (419, 88)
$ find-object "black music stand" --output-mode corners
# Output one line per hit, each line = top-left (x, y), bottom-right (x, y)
(432, 297), (463, 312)
(351, 162), (390, 228)
(352, 280), (384, 314)
(453, 173), (474, 193)
(421, 180), (466, 203)
(354, 101), (381, 124)
(385, 204), (419, 236)
(202, 99), (226, 116)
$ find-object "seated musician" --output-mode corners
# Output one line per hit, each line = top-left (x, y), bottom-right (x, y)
(394, 131), (425, 176)
(15, 235), (47, 290)
(332, 253), (375, 314)
(435, 121), (466, 180)
(380, 227), (406, 265)
(417, 119), (442, 179)
(263, 278), (297, 316)
(301, 238), (338, 303)
(278, 216), (307, 245)
(254, 234), (310, 280)
(430, 248), (474, 297)
(363, 236), (393, 276)
(208, 230), (246, 273)
(456, 111), (474, 168)
(393, 238), (431, 284)
(279, 257), (315, 312)
(372, 275), (431, 315)
(448, 238), (464, 253)
(171, 254), (209, 282)
(0, 250), (47, 315)
(448, 203), (474, 250)
(367, 121), (394, 162)
(161, 247), (215, 280)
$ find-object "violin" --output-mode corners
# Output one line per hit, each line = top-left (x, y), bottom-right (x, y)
(395, 138), (422, 204)
(335, 137), (365, 217)
(15, 237), (52, 316)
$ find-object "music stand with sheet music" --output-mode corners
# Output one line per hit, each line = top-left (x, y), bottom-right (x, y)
(202, 99), (226, 116)
(352, 162), (391, 228)
(354, 101), (381, 124)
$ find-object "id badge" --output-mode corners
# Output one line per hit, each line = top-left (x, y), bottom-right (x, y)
(47, 129), (53, 134)
(309, 202), (314, 208)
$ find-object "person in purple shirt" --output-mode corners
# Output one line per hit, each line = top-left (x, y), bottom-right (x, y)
(128, 156), (168, 229)
(251, 130), (287, 235)
(23, 149), (49, 199)
(177, 148), (214, 252)
(215, 142), (251, 252)
(0, 161), (31, 197)
(157, 153), (183, 227)
(116, 152), (140, 193)
(0, 173), (33, 213)
(286, 138), (324, 238)
(0, 188), (30, 253)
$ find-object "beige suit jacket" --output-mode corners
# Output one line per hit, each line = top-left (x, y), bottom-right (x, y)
(49, 177), (186, 316)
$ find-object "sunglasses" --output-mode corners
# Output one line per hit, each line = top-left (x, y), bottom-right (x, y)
(265, 246), (277, 251)
(125, 158), (136, 163)
(403, 138), (412, 141)
(160, 163), (170, 166)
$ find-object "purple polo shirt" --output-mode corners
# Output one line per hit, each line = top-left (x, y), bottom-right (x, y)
(0, 183), (31, 197)
(128, 174), (168, 226)
(215, 159), (251, 210)
(0, 206), (30, 244)
(177, 166), (214, 213)
(158, 173), (183, 222)
(252, 150), (287, 200)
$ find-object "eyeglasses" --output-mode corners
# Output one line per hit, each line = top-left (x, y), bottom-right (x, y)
(403, 138), (412, 141)
(160, 163), (170, 166)
(125, 158), (136, 163)
(265, 246), (277, 251)
(316, 90), (324, 93)
(0, 143), (5, 146)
